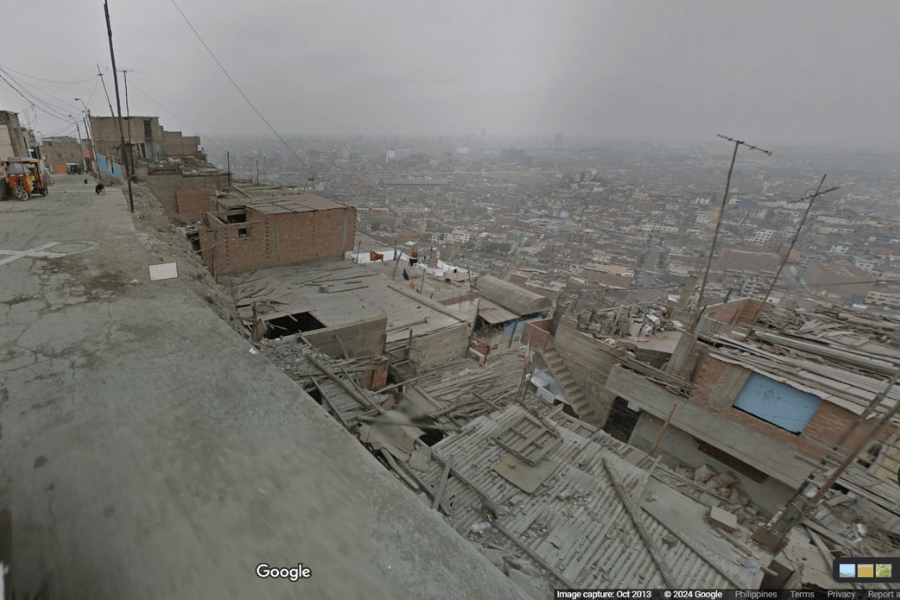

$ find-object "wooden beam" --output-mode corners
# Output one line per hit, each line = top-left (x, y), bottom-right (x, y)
(432, 456), (454, 511)
(357, 416), (461, 432)
(647, 506), (743, 587)
(602, 458), (679, 589)
(309, 377), (349, 429)
(493, 521), (578, 590)
(380, 449), (419, 490)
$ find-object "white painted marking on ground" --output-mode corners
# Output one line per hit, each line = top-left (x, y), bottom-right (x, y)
(0, 242), (66, 266)
(149, 262), (178, 281)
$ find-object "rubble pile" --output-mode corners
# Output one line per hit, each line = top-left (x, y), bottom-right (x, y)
(577, 302), (682, 339)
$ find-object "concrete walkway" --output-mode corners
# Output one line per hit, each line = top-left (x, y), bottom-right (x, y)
(0, 176), (527, 599)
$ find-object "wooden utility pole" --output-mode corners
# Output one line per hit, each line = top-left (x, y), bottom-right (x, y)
(694, 135), (771, 324)
(749, 175), (839, 329)
(103, 1), (135, 213)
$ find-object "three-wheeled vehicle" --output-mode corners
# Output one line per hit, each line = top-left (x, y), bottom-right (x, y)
(2, 157), (47, 200)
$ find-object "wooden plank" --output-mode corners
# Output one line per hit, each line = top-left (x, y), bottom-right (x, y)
(646, 506), (742, 588)
(493, 522), (577, 589)
(380, 449), (419, 490)
(432, 456), (454, 511)
(602, 457), (679, 589)
(309, 377), (349, 429)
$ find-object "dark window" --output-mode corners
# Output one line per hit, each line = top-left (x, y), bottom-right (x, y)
(226, 212), (247, 224)
(696, 439), (769, 483)
(143, 119), (152, 139)
(238, 228), (248, 238)
(264, 312), (326, 339)
(603, 397), (640, 443)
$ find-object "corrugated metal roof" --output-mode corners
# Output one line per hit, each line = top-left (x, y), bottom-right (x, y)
(417, 402), (763, 589)
(477, 276), (553, 316)
(477, 298), (520, 325)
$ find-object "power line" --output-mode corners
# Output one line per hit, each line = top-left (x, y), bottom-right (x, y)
(0, 71), (71, 123)
(168, 0), (342, 200)
(0, 65), (95, 85)
(127, 81), (227, 152)
(0, 67), (81, 114)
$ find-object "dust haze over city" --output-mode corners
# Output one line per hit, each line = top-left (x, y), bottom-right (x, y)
(3, 1), (900, 599)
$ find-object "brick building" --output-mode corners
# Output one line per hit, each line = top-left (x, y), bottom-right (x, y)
(42, 136), (93, 173)
(529, 297), (900, 519)
(198, 194), (356, 276)
(89, 115), (205, 165)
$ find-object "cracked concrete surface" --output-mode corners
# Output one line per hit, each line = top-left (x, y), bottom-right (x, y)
(0, 176), (528, 600)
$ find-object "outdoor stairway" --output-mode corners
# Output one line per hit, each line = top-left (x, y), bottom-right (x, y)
(538, 347), (603, 427)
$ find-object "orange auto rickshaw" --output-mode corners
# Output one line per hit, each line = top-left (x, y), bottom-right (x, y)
(2, 157), (47, 201)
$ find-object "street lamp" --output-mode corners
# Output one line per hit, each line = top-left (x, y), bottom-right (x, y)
(74, 98), (99, 179)
(68, 115), (88, 175)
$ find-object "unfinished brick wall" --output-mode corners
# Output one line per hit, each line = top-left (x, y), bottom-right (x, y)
(145, 173), (231, 220)
(199, 205), (356, 276)
(175, 188), (215, 223)
(522, 318), (552, 350)
(689, 350), (897, 458)
(705, 299), (764, 325)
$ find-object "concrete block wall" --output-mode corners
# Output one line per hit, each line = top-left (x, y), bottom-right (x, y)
(689, 349), (897, 459)
(522, 318), (552, 350)
(175, 188), (216, 223)
(144, 173), (231, 218)
(409, 324), (469, 373)
(304, 316), (387, 361)
(552, 316), (620, 426)
(629, 412), (794, 515)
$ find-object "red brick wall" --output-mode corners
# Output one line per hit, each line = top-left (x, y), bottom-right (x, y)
(690, 350), (896, 458)
(522, 318), (552, 350)
(705, 299), (764, 325)
(175, 188), (215, 222)
(199, 206), (356, 275)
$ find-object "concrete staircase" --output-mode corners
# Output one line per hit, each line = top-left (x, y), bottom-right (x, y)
(538, 347), (602, 427)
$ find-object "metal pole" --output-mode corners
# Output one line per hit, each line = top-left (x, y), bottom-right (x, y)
(103, 1), (135, 213)
(226, 151), (231, 186)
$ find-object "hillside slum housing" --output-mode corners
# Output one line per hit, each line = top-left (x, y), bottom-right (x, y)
(150, 182), (899, 593)
(524, 297), (900, 560)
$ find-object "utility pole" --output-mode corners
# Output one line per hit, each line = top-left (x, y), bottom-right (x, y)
(120, 69), (138, 173)
(74, 99), (99, 180)
(749, 175), (839, 329)
(694, 135), (771, 327)
(69, 116), (88, 174)
(226, 151), (231, 186)
(103, 1), (135, 213)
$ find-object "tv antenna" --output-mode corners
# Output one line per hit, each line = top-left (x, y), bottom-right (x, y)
(693, 135), (772, 327)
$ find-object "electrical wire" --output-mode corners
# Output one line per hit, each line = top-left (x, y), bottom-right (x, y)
(0, 67), (80, 115)
(0, 69), (76, 122)
(0, 72), (71, 123)
(127, 81), (226, 152)
(169, 0), (343, 200)
(0, 64), (95, 85)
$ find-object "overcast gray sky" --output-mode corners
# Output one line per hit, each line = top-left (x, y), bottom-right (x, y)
(2, 1), (897, 145)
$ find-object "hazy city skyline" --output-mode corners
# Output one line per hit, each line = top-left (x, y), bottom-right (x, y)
(2, 1), (899, 147)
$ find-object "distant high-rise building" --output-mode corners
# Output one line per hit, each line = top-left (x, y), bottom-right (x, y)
(554, 133), (564, 148)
